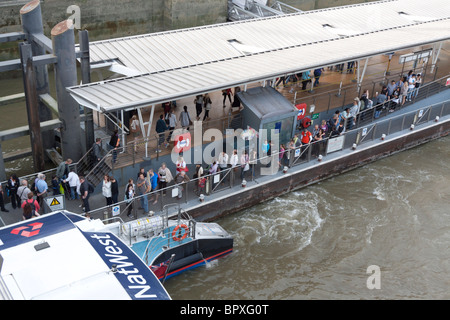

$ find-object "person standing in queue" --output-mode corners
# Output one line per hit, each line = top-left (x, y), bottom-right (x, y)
(79, 176), (94, 213)
(109, 129), (120, 164)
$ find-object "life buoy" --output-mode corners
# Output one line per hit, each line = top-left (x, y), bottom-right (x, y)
(172, 224), (189, 241)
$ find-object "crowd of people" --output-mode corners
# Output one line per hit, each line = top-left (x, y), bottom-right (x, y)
(1, 63), (426, 222)
(123, 88), (243, 156)
(275, 68), (325, 93)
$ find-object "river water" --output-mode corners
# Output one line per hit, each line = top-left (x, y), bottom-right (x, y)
(165, 135), (450, 300)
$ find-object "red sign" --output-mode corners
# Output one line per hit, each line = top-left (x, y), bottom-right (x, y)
(295, 103), (307, 120)
(446, 77), (450, 86)
(11, 222), (43, 238)
(174, 132), (191, 154)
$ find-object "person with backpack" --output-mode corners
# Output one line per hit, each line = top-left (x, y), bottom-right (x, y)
(21, 192), (40, 214)
(79, 176), (94, 213)
(22, 202), (40, 220)
(17, 179), (32, 205)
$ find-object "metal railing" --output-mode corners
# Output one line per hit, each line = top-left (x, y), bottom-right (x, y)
(142, 205), (195, 266)
(291, 64), (438, 112)
(1, 72), (447, 211)
(354, 75), (449, 129)
(85, 97), (450, 222)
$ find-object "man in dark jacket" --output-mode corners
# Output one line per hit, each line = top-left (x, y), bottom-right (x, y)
(0, 184), (8, 212)
(156, 114), (168, 152)
(92, 138), (102, 164)
(110, 176), (119, 204)
(79, 176), (94, 213)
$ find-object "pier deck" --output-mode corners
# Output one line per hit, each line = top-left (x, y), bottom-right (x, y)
(1, 88), (449, 227)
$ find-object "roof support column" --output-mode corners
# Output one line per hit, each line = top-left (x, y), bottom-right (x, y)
(137, 105), (155, 160)
(356, 58), (369, 96)
(430, 41), (442, 74)
(51, 20), (82, 162)
(19, 42), (45, 173)
(79, 30), (95, 154)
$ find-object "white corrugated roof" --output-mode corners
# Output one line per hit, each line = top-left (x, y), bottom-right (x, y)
(68, 0), (450, 112)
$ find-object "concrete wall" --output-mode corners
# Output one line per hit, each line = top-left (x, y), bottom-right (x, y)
(0, 0), (227, 62)
(278, 0), (376, 11)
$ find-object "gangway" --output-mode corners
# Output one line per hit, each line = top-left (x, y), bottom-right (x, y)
(228, 0), (301, 21)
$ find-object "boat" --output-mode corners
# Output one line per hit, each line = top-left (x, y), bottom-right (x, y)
(103, 204), (234, 281)
(0, 211), (171, 300)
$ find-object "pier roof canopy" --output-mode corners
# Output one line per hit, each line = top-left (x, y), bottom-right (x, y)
(67, 0), (450, 112)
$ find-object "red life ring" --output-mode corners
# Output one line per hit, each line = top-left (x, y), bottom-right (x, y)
(172, 224), (189, 241)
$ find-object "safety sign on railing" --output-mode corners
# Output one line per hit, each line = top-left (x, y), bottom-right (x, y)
(44, 194), (65, 212)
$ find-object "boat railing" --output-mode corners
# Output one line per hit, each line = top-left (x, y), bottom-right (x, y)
(142, 204), (196, 266)
(142, 217), (196, 266)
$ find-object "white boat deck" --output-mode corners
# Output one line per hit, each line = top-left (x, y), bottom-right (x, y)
(0, 211), (171, 300)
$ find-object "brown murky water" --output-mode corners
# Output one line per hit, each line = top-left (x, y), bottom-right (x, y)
(165, 135), (450, 299)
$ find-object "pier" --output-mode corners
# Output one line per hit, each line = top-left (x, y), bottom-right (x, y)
(1, 0), (450, 226)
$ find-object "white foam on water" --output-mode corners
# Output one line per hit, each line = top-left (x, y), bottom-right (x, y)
(204, 259), (219, 269)
(231, 191), (325, 253)
(372, 187), (386, 201)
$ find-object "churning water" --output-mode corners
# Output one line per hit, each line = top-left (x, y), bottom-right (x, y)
(165, 135), (450, 299)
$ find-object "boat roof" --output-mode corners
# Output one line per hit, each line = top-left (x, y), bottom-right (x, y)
(0, 211), (171, 300)
(67, 0), (450, 112)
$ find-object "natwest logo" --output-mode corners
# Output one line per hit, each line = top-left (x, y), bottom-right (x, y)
(11, 222), (43, 238)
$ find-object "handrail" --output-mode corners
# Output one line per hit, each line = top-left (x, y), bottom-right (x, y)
(84, 148), (114, 183)
(85, 96), (450, 222)
(76, 136), (109, 169)
(142, 205), (193, 265)
(290, 63), (439, 109)
(1, 73), (447, 190)
(355, 74), (449, 124)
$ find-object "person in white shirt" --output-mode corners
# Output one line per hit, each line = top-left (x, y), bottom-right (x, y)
(102, 175), (112, 206)
(65, 169), (80, 200)
(130, 114), (140, 153)
(17, 179), (32, 205)
(176, 156), (187, 173)
(229, 149), (239, 168)
(407, 74), (416, 101)
(218, 151), (229, 171)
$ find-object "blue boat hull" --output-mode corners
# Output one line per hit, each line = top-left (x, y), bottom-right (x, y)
(151, 237), (233, 280)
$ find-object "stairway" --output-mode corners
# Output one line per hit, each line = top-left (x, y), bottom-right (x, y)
(75, 144), (112, 187)
(84, 160), (111, 187)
